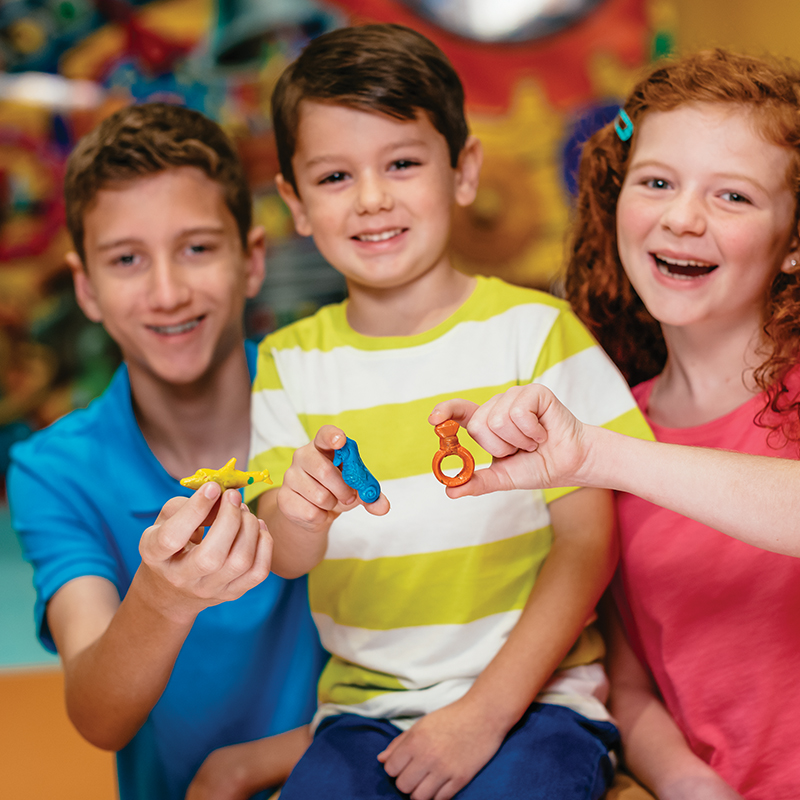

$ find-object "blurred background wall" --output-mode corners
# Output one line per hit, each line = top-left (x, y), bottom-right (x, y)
(2, 1), (800, 795)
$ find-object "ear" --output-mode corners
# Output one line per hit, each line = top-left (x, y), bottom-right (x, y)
(67, 251), (103, 323)
(453, 135), (483, 208)
(244, 225), (267, 299)
(276, 174), (313, 237)
(781, 225), (800, 273)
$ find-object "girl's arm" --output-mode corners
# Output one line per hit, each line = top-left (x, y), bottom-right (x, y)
(430, 385), (800, 557)
(606, 607), (744, 800)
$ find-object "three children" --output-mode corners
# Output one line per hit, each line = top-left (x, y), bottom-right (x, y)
(13, 21), (800, 800)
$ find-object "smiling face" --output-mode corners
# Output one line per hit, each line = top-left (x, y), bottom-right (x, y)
(616, 103), (799, 336)
(70, 166), (264, 389)
(276, 101), (481, 295)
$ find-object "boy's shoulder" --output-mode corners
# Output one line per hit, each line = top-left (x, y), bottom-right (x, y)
(10, 365), (131, 472)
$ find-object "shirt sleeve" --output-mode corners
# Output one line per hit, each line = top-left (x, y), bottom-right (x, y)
(532, 307), (654, 503)
(246, 341), (312, 503)
(7, 436), (124, 653)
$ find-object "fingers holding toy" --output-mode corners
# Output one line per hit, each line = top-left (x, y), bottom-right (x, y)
(139, 486), (272, 619)
(279, 427), (389, 528)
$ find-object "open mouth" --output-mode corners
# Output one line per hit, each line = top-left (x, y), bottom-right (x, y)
(148, 316), (204, 335)
(653, 253), (718, 280)
(353, 228), (406, 243)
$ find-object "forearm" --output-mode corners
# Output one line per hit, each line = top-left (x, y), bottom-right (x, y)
(611, 679), (726, 797)
(580, 427), (800, 556)
(465, 489), (617, 732)
(187, 726), (312, 799)
(257, 489), (329, 578)
(52, 573), (194, 750)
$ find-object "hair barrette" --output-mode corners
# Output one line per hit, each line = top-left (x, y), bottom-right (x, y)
(614, 108), (633, 142)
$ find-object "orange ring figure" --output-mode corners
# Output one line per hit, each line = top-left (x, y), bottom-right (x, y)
(432, 419), (475, 487)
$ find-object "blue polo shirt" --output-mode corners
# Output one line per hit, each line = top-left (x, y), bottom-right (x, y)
(8, 341), (326, 800)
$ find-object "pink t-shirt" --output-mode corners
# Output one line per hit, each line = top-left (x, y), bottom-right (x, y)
(615, 373), (800, 799)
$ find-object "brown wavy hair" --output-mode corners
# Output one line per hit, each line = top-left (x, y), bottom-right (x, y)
(65, 102), (252, 264)
(565, 49), (800, 441)
(271, 23), (469, 193)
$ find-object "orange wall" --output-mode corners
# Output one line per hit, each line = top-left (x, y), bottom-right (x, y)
(675, 0), (800, 58)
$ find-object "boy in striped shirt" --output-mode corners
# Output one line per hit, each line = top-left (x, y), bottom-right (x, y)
(248, 23), (650, 800)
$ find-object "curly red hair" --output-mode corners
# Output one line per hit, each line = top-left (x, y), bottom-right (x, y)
(565, 49), (800, 441)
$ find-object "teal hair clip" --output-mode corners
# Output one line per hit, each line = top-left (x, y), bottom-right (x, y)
(614, 108), (633, 142)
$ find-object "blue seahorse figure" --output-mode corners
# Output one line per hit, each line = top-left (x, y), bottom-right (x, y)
(333, 437), (381, 504)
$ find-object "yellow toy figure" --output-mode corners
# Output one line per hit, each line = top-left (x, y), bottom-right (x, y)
(180, 457), (272, 490)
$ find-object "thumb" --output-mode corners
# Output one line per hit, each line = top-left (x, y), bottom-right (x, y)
(144, 481), (223, 560)
(429, 399), (479, 429)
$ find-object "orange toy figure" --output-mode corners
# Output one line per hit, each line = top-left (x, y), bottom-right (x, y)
(432, 419), (475, 487)
(180, 457), (272, 491)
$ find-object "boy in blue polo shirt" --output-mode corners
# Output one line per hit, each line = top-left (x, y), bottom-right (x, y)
(7, 103), (326, 800)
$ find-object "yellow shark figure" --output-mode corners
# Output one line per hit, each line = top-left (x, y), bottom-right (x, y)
(180, 457), (272, 491)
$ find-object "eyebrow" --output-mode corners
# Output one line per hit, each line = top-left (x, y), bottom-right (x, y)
(304, 138), (430, 169)
(96, 227), (227, 251)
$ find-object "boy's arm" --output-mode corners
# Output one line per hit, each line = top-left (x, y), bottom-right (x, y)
(186, 725), (311, 800)
(431, 384), (800, 558)
(607, 607), (744, 800)
(255, 426), (390, 579)
(47, 485), (271, 751)
(379, 486), (616, 800)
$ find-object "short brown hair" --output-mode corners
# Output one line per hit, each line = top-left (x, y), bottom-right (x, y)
(565, 49), (800, 439)
(271, 23), (469, 191)
(65, 102), (252, 263)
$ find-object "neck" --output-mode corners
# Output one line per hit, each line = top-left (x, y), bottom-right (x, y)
(649, 315), (764, 427)
(129, 345), (252, 481)
(346, 266), (476, 337)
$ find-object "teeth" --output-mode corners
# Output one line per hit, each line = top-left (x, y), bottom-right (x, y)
(655, 254), (713, 268)
(150, 318), (201, 335)
(356, 228), (402, 242)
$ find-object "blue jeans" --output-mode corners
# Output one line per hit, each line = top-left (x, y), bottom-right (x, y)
(280, 703), (619, 799)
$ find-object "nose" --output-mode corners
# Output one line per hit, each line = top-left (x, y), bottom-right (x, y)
(147, 256), (191, 311)
(660, 189), (707, 236)
(354, 171), (393, 215)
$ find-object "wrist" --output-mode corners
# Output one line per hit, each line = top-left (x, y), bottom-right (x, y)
(128, 566), (202, 629)
(458, 683), (523, 738)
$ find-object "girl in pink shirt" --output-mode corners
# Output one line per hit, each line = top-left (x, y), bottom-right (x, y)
(565, 50), (800, 800)
(434, 49), (800, 800)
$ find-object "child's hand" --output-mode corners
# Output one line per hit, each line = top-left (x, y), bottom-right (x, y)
(138, 483), (272, 624)
(429, 384), (588, 498)
(277, 425), (390, 532)
(377, 697), (505, 800)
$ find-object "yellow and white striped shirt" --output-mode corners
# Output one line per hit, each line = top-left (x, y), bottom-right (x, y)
(248, 276), (651, 730)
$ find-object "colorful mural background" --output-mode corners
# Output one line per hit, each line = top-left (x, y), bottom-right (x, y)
(0, 0), (674, 477)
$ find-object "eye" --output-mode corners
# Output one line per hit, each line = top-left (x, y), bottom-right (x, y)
(644, 178), (671, 190)
(390, 159), (420, 171)
(187, 242), (214, 255)
(319, 171), (349, 185)
(113, 252), (138, 267)
(720, 191), (751, 204)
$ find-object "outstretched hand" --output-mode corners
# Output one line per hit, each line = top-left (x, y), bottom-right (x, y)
(138, 482), (272, 624)
(429, 384), (589, 498)
(277, 425), (390, 532)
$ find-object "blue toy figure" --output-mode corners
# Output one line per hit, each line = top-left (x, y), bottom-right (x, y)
(333, 437), (381, 504)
